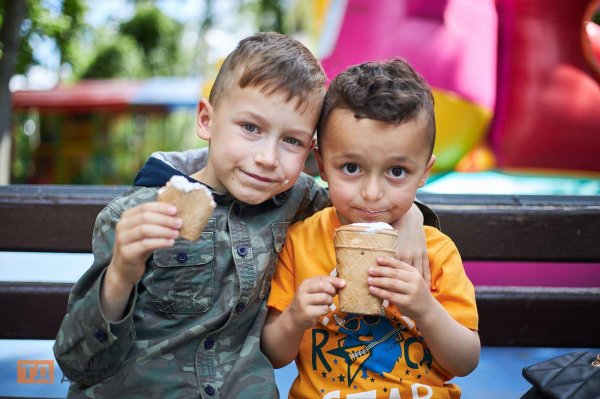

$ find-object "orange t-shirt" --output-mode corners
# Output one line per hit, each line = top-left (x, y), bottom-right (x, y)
(267, 207), (478, 399)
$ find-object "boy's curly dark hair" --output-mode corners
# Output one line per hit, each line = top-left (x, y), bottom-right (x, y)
(318, 58), (435, 156)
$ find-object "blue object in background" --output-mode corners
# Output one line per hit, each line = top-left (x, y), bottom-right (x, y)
(420, 170), (600, 196)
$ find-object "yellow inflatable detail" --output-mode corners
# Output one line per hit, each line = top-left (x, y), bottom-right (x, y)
(431, 89), (493, 172)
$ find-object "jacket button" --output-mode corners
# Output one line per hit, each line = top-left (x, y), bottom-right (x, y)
(176, 252), (188, 263)
(235, 302), (246, 313)
(204, 338), (215, 350)
(236, 245), (248, 257)
(204, 385), (215, 396)
(95, 330), (107, 342)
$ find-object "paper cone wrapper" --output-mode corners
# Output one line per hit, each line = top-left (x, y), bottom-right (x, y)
(335, 226), (398, 315)
(157, 186), (215, 241)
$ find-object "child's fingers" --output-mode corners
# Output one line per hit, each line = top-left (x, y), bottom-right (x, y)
(303, 276), (345, 295)
(376, 255), (412, 270)
(305, 292), (335, 307)
(368, 275), (411, 295)
(120, 224), (180, 245)
(121, 210), (182, 231)
(130, 201), (178, 216)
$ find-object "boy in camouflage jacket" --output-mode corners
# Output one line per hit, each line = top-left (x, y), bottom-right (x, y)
(53, 32), (438, 398)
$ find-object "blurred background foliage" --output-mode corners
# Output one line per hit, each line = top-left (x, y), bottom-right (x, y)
(1, 0), (320, 184)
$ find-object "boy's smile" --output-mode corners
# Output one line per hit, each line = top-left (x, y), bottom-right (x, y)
(192, 84), (320, 205)
(316, 108), (435, 225)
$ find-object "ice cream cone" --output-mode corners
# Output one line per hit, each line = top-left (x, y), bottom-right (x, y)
(334, 225), (398, 315)
(157, 176), (216, 241)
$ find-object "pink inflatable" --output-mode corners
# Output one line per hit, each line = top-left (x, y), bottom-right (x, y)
(321, 0), (497, 109)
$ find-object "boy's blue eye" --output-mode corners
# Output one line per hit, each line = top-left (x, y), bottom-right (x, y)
(343, 164), (360, 175)
(283, 137), (301, 146)
(242, 123), (258, 134)
(388, 167), (406, 178)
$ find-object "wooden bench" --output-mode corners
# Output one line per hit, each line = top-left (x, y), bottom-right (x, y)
(1, 185), (599, 347)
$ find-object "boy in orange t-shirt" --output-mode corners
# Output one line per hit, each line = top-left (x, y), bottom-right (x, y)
(262, 58), (480, 398)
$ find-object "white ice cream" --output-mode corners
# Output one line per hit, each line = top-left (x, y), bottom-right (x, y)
(158, 175), (216, 207)
(350, 222), (394, 232)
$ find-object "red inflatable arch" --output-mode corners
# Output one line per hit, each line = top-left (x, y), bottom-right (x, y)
(489, 0), (600, 172)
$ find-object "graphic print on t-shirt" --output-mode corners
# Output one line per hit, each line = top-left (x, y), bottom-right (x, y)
(311, 311), (433, 393)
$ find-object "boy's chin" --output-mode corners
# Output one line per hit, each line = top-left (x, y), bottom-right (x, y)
(231, 189), (277, 206)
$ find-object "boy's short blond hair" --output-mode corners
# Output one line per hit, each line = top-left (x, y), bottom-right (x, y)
(209, 32), (326, 112)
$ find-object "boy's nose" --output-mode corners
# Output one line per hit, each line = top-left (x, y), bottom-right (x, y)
(254, 143), (279, 168)
(361, 177), (384, 201)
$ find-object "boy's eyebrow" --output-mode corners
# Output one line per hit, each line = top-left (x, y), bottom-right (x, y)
(331, 152), (418, 165)
(240, 110), (315, 138)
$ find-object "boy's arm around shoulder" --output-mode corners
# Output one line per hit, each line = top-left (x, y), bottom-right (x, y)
(53, 193), (139, 385)
(417, 230), (480, 377)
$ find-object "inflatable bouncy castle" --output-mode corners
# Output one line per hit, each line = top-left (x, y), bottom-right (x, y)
(315, 0), (600, 192)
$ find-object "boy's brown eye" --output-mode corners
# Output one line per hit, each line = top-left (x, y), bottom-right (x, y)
(389, 167), (406, 178)
(343, 164), (359, 174)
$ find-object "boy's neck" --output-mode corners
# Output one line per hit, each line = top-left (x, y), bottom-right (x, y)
(190, 168), (225, 194)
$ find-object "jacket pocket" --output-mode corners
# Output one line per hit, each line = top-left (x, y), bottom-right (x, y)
(150, 220), (215, 314)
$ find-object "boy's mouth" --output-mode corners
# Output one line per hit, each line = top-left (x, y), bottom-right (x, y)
(354, 208), (389, 220)
(359, 209), (387, 215)
(239, 169), (286, 185)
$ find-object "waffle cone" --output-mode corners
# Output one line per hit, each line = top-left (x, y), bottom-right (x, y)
(157, 186), (215, 241)
(334, 226), (398, 315)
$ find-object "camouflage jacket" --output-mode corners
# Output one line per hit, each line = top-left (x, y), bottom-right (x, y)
(53, 148), (439, 399)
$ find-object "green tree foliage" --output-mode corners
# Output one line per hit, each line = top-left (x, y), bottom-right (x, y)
(82, 2), (184, 78)
(8, 0), (86, 76)
(240, 0), (285, 34)
(81, 35), (144, 78)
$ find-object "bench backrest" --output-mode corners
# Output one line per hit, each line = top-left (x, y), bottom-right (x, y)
(1, 185), (599, 346)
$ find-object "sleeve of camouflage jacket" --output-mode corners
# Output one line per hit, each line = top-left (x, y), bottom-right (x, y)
(53, 198), (138, 385)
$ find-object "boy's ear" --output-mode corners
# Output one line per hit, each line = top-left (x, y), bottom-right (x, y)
(313, 147), (328, 182)
(196, 98), (213, 140)
(418, 155), (436, 188)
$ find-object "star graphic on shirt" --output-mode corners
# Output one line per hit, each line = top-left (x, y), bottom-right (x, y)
(370, 377), (375, 383)
(405, 370), (410, 375)
(417, 374), (422, 379)
(338, 374), (345, 383)
(383, 387), (388, 393)
(322, 371), (327, 378)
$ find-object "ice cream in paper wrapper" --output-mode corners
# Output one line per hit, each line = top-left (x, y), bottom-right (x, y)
(157, 175), (216, 241)
(335, 223), (398, 315)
